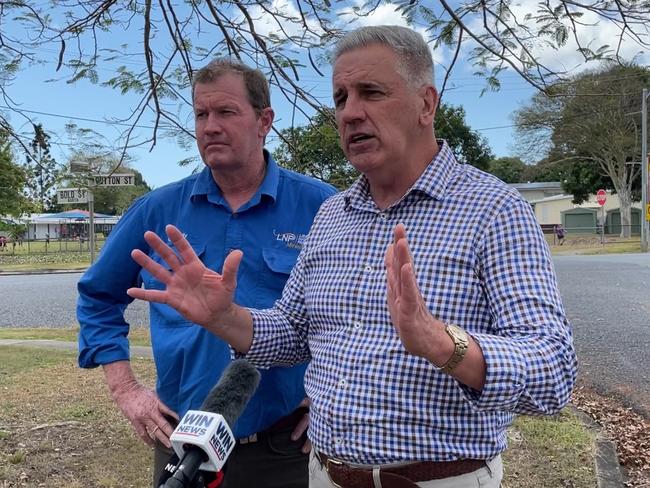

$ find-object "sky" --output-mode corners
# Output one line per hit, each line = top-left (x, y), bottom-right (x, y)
(3, 1), (648, 190)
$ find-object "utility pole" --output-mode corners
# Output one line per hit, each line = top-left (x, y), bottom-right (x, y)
(642, 89), (649, 252)
(88, 190), (95, 264)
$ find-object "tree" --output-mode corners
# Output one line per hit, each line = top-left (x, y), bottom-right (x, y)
(1, 1), (649, 164)
(273, 109), (357, 190)
(56, 124), (151, 215)
(274, 103), (493, 187)
(0, 130), (30, 216)
(488, 157), (526, 183)
(514, 64), (650, 237)
(23, 124), (61, 211)
(435, 104), (493, 171)
(522, 157), (614, 204)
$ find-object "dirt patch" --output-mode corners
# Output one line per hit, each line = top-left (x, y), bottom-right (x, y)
(0, 349), (154, 487)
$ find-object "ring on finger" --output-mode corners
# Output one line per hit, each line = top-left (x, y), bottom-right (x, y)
(149, 425), (160, 438)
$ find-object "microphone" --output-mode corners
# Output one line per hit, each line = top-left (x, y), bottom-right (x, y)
(161, 360), (261, 488)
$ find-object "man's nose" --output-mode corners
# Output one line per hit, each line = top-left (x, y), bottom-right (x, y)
(203, 113), (223, 133)
(338, 95), (365, 124)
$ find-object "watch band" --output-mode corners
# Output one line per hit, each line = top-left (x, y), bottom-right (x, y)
(440, 323), (469, 374)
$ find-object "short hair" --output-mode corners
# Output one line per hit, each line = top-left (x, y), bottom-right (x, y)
(192, 58), (270, 114)
(333, 25), (434, 88)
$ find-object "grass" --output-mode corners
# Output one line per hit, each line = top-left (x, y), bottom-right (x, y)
(545, 234), (642, 255)
(0, 340), (599, 488)
(0, 346), (154, 487)
(502, 411), (596, 488)
(0, 327), (151, 347)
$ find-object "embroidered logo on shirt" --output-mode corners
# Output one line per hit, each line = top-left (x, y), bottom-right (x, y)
(273, 230), (307, 249)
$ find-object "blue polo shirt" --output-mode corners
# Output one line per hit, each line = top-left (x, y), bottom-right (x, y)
(77, 154), (336, 437)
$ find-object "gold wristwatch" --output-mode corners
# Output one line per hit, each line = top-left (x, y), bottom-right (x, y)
(440, 323), (469, 374)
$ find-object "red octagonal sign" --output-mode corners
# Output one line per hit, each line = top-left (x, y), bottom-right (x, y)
(596, 189), (607, 206)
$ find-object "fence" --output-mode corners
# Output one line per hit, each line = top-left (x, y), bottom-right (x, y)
(542, 224), (642, 247)
(0, 235), (106, 255)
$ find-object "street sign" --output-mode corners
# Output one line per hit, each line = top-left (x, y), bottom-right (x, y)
(57, 188), (90, 204)
(92, 173), (136, 186)
(596, 189), (607, 206)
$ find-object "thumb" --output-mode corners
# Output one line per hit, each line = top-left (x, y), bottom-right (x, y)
(222, 250), (243, 289)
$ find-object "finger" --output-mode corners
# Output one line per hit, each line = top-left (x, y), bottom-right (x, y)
(301, 438), (312, 454)
(399, 262), (421, 310)
(135, 423), (155, 447)
(384, 244), (397, 302)
(221, 250), (243, 290)
(131, 249), (173, 284)
(127, 286), (169, 304)
(143, 230), (182, 270)
(165, 225), (199, 267)
(291, 412), (309, 441)
(158, 401), (180, 422)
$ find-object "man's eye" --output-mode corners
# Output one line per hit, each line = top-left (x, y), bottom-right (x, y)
(195, 112), (207, 119)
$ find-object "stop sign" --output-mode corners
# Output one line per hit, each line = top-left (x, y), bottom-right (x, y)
(596, 189), (607, 206)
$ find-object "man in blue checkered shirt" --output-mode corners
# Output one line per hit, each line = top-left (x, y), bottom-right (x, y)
(129, 25), (577, 488)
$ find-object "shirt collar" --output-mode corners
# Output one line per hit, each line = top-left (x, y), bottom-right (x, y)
(190, 149), (280, 207)
(343, 140), (458, 210)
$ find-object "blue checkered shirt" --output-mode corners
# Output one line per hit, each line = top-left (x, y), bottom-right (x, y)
(245, 141), (577, 464)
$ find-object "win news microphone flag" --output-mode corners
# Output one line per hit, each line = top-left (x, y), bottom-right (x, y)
(160, 359), (261, 488)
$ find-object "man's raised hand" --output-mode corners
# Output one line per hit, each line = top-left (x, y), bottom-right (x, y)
(127, 224), (242, 329)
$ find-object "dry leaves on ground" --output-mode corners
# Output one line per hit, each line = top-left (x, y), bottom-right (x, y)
(572, 386), (650, 488)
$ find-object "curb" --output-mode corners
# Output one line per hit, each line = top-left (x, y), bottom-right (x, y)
(0, 339), (152, 359)
(568, 406), (626, 488)
(0, 268), (88, 276)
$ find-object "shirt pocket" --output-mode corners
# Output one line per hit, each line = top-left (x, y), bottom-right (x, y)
(257, 247), (299, 306)
(144, 241), (207, 326)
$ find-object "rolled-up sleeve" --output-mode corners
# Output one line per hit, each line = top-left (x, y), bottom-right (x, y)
(77, 199), (148, 368)
(460, 198), (577, 415)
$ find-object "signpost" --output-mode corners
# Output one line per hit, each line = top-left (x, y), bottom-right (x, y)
(57, 188), (90, 205)
(57, 169), (136, 264)
(91, 174), (135, 186)
(596, 189), (606, 245)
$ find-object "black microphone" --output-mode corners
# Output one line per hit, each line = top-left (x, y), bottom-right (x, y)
(161, 360), (261, 488)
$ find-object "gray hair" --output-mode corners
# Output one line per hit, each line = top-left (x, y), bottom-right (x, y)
(333, 25), (434, 88)
(192, 58), (270, 114)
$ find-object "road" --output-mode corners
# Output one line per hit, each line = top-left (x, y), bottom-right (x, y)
(1, 255), (649, 414)
(0, 272), (148, 327)
(553, 253), (650, 416)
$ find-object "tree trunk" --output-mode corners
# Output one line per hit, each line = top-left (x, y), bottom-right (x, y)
(617, 188), (633, 238)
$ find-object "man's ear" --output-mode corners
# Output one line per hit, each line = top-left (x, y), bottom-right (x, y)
(419, 85), (438, 127)
(258, 107), (275, 136)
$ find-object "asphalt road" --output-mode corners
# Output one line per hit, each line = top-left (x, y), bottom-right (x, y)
(1, 255), (649, 414)
(0, 272), (149, 327)
(553, 253), (650, 416)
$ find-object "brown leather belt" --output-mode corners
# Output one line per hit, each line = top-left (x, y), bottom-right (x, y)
(316, 451), (487, 488)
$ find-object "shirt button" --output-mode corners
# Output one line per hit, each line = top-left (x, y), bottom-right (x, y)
(353, 321), (362, 330)
(378, 212), (387, 220)
(232, 213), (239, 219)
(363, 264), (373, 272)
(339, 378), (348, 388)
(335, 437), (343, 445)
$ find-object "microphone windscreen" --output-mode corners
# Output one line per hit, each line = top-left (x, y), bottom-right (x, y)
(200, 359), (261, 427)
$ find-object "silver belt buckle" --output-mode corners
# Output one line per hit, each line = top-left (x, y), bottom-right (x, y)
(238, 433), (258, 444)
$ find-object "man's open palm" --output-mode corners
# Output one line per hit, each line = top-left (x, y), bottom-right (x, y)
(127, 224), (242, 328)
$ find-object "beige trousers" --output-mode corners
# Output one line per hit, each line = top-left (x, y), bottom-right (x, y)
(308, 451), (503, 488)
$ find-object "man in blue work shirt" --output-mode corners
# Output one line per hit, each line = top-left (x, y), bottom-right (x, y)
(77, 58), (336, 487)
